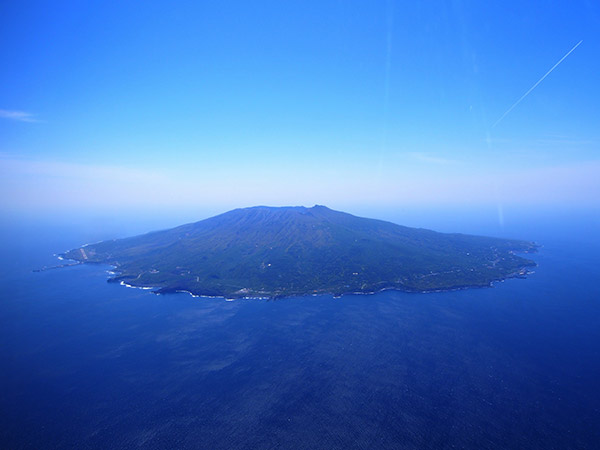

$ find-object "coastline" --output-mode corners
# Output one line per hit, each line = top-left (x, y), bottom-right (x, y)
(52, 253), (537, 301)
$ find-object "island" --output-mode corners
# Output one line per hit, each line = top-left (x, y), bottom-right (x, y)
(62, 205), (538, 299)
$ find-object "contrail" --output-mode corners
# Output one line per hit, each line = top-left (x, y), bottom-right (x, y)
(493, 40), (582, 128)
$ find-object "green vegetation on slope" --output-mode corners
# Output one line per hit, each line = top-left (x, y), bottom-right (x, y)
(63, 206), (537, 298)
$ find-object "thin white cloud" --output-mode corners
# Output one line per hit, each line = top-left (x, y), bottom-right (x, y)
(0, 109), (40, 123)
(485, 136), (594, 146)
(535, 138), (593, 146)
(0, 155), (168, 183)
(409, 152), (457, 165)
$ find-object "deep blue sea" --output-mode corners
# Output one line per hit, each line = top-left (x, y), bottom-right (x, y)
(1, 212), (599, 449)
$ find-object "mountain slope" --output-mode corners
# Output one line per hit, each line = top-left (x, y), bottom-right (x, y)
(63, 206), (537, 298)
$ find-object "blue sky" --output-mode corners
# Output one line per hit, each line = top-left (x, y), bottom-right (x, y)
(1, 1), (598, 217)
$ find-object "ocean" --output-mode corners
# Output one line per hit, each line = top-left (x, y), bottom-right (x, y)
(1, 212), (599, 449)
